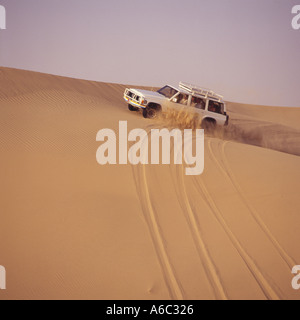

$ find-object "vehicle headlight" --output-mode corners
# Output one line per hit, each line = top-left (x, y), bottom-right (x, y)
(142, 99), (147, 105)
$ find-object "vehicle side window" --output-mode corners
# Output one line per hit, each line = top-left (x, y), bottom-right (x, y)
(157, 86), (178, 99)
(208, 101), (222, 114)
(191, 96), (206, 110)
(173, 93), (189, 105)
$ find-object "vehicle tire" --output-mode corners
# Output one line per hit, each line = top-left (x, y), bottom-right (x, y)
(201, 118), (216, 132)
(143, 106), (159, 119)
(128, 104), (139, 111)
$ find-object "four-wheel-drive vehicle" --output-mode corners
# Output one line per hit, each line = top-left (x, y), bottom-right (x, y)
(124, 82), (229, 129)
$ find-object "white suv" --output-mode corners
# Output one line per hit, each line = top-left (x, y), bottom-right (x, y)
(124, 82), (229, 129)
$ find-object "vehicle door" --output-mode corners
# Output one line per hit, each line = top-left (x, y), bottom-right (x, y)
(206, 100), (226, 125)
(191, 96), (206, 119)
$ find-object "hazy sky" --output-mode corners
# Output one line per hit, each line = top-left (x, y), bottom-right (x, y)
(0, 0), (299, 106)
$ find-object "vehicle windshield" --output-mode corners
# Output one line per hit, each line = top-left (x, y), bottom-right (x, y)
(157, 86), (178, 99)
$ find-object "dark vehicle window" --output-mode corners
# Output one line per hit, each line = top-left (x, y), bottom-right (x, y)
(191, 96), (206, 110)
(157, 86), (178, 99)
(208, 101), (223, 114)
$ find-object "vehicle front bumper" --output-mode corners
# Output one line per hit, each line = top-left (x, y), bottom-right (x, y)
(124, 95), (146, 109)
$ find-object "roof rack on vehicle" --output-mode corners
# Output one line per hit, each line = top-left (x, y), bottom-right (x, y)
(179, 82), (224, 102)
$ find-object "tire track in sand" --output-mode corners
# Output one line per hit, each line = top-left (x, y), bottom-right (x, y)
(208, 139), (296, 270)
(131, 129), (184, 300)
(188, 138), (279, 299)
(170, 136), (228, 300)
(193, 174), (279, 300)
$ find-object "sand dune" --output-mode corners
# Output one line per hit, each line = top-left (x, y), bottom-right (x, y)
(0, 67), (300, 300)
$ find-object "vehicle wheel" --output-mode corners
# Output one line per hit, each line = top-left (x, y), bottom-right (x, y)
(143, 106), (158, 119)
(128, 104), (139, 111)
(201, 118), (216, 132)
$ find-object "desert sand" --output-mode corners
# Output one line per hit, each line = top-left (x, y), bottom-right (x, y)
(0, 67), (300, 300)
